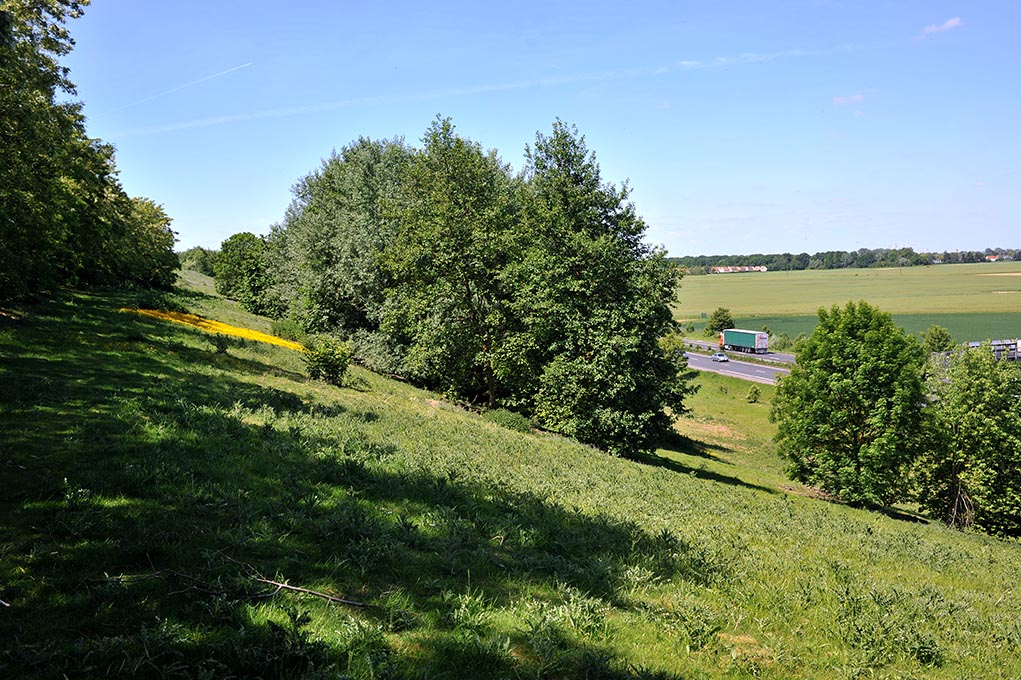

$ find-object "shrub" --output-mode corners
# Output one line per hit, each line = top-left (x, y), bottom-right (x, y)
(271, 318), (306, 344)
(483, 408), (532, 433)
(304, 336), (353, 385)
(211, 334), (232, 354)
(746, 385), (761, 403)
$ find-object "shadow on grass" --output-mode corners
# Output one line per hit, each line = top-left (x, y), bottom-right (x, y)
(632, 450), (776, 496)
(657, 429), (733, 460)
(0, 293), (696, 679)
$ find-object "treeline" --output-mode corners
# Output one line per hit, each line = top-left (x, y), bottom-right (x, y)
(671, 247), (1016, 274)
(210, 118), (698, 457)
(0, 1), (177, 303)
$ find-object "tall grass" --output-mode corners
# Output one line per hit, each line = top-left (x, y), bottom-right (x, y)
(1, 275), (1019, 678)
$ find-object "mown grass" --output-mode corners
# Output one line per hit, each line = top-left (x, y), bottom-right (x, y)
(2, 274), (1020, 679)
(676, 261), (1021, 342)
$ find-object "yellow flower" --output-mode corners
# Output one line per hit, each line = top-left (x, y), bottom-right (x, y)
(121, 308), (306, 352)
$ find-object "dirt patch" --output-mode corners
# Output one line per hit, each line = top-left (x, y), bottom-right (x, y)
(781, 484), (841, 502)
(977, 272), (1021, 277)
(681, 419), (744, 441)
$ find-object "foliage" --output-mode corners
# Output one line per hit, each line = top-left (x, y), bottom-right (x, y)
(0, 1), (176, 301)
(704, 307), (734, 336)
(382, 117), (515, 406)
(771, 301), (925, 505)
(916, 346), (1021, 536)
(256, 118), (697, 457)
(116, 197), (178, 289)
(483, 407), (532, 433)
(269, 136), (412, 335)
(178, 245), (219, 276)
(509, 120), (698, 457)
(921, 324), (956, 354)
(745, 385), (761, 403)
(304, 335), (353, 385)
(214, 232), (277, 316)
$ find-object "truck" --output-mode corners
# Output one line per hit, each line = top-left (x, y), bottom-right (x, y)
(719, 328), (769, 354)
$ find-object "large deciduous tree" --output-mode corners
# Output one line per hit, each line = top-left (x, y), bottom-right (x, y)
(916, 346), (1021, 536)
(511, 120), (697, 457)
(258, 118), (697, 457)
(214, 232), (273, 315)
(771, 301), (925, 505)
(271, 137), (412, 337)
(1, 0), (176, 300)
(382, 118), (517, 406)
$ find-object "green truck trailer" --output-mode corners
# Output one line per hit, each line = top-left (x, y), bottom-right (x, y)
(719, 328), (769, 354)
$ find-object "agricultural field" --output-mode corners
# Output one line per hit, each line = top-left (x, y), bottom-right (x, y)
(2, 275), (1020, 679)
(674, 261), (1021, 341)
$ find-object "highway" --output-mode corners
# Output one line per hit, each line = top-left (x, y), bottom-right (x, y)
(686, 351), (791, 385)
(685, 339), (795, 365)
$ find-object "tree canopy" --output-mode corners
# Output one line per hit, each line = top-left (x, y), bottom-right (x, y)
(704, 307), (734, 336)
(771, 301), (925, 505)
(240, 118), (697, 457)
(917, 346), (1021, 537)
(1, 0), (176, 301)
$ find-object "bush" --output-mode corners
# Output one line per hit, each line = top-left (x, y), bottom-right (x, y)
(746, 385), (761, 403)
(304, 336), (353, 386)
(484, 408), (532, 433)
(271, 318), (307, 344)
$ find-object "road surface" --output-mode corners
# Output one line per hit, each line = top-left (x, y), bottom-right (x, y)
(686, 352), (790, 385)
(685, 339), (795, 365)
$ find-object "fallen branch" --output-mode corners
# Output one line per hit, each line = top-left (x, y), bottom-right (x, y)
(254, 578), (369, 608)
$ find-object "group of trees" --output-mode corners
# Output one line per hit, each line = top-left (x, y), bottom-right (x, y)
(772, 301), (1021, 537)
(672, 247), (1013, 274)
(214, 118), (698, 457)
(1, 1), (177, 303)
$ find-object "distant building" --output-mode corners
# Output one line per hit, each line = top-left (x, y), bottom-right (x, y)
(986, 255), (1001, 262)
(710, 265), (768, 274)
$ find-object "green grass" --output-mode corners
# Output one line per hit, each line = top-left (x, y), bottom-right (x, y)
(676, 262), (1021, 342)
(2, 273), (1020, 678)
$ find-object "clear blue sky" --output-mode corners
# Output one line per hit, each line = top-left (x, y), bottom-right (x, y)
(62, 1), (1019, 256)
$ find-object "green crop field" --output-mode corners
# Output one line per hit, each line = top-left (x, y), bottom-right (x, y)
(2, 274), (1020, 679)
(674, 261), (1021, 342)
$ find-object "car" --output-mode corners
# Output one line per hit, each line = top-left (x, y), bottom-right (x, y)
(711, 352), (729, 362)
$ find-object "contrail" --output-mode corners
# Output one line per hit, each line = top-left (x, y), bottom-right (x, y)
(110, 62), (254, 112)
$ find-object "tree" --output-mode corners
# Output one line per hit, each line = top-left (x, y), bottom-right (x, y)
(916, 346), (1021, 536)
(1, 1), (175, 300)
(214, 232), (273, 315)
(512, 120), (697, 456)
(115, 197), (178, 289)
(382, 118), (516, 406)
(920, 325), (955, 354)
(1, 0), (90, 299)
(270, 136), (412, 336)
(179, 246), (218, 276)
(704, 307), (734, 336)
(770, 301), (925, 505)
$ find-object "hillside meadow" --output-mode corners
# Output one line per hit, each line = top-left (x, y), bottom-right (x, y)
(674, 261), (1021, 341)
(2, 274), (1020, 679)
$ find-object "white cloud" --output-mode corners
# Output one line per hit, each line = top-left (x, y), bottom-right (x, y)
(833, 93), (865, 105)
(922, 17), (963, 34)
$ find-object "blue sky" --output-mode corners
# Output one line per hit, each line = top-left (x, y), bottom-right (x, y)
(63, 1), (1019, 256)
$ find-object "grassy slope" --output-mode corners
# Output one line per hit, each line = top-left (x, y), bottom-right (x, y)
(1, 276), (1019, 679)
(674, 261), (1021, 342)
